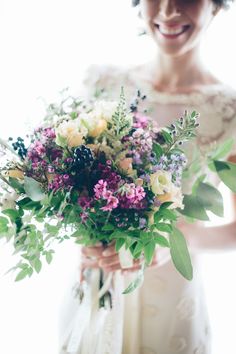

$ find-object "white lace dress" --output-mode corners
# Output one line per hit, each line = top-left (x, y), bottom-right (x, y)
(59, 65), (236, 354)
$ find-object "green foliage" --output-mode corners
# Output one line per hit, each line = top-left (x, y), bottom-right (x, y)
(152, 142), (163, 159)
(108, 87), (132, 140)
(169, 227), (193, 281)
(214, 160), (236, 193)
(24, 176), (46, 201)
(179, 195), (209, 221)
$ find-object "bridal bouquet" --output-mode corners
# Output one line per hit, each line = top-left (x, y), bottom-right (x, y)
(0, 88), (235, 294)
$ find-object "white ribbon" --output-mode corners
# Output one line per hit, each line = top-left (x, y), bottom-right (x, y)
(118, 246), (133, 269)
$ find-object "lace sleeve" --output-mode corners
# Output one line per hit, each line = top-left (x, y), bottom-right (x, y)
(222, 88), (236, 156)
(81, 64), (130, 100)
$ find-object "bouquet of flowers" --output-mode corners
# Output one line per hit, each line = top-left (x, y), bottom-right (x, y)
(0, 88), (235, 295)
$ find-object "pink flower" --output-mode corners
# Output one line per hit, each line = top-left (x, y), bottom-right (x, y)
(133, 112), (149, 129)
(101, 195), (119, 212)
(94, 180), (108, 199)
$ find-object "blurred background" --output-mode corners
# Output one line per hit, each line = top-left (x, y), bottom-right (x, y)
(0, 1), (236, 353)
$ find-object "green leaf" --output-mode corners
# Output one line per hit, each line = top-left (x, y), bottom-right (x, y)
(8, 177), (24, 193)
(102, 224), (114, 231)
(161, 130), (173, 144)
(15, 268), (29, 281)
(153, 233), (170, 247)
(179, 195), (209, 221)
(169, 227), (193, 281)
(123, 265), (145, 294)
(153, 142), (163, 159)
(17, 198), (41, 210)
(0, 216), (9, 234)
(46, 252), (53, 264)
(33, 258), (42, 273)
(55, 133), (67, 147)
(214, 160), (236, 193)
(115, 238), (125, 252)
(210, 138), (235, 160)
(144, 240), (156, 265)
(132, 241), (144, 257)
(155, 223), (173, 234)
(160, 209), (177, 221)
(2, 209), (20, 222)
(196, 182), (224, 217)
(191, 174), (206, 195)
(24, 177), (46, 201)
(159, 201), (173, 210)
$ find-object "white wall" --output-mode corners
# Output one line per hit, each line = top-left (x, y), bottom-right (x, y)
(0, 1), (236, 353)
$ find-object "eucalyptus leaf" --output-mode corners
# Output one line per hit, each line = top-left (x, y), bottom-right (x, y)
(115, 238), (125, 252)
(169, 227), (193, 281)
(210, 138), (234, 160)
(144, 240), (156, 265)
(214, 160), (236, 193)
(153, 142), (163, 159)
(154, 222), (172, 234)
(15, 268), (29, 281)
(179, 195), (209, 221)
(153, 233), (170, 247)
(196, 182), (224, 217)
(24, 177), (46, 201)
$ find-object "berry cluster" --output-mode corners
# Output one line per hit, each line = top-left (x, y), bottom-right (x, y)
(9, 137), (27, 159)
(73, 145), (94, 170)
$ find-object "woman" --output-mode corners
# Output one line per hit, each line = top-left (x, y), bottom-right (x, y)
(61, 1), (236, 353)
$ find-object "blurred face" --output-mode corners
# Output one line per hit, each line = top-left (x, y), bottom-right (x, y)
(140, 0), (218, 56)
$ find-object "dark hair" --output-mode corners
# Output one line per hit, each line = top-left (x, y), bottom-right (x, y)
(132, 0), (234, 9)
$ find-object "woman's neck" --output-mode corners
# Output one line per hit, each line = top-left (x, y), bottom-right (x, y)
(148, 47), (220, 94)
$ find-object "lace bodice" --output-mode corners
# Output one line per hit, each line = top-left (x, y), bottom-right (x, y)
(83, 64), (236, 156)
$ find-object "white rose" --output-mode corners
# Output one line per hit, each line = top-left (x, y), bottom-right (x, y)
(0, 191), (18, 211)
(93, 100), (118, 122)
(150, 171), (173, 195)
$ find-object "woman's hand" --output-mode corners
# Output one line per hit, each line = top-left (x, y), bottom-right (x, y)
(80, 242), (170, 275)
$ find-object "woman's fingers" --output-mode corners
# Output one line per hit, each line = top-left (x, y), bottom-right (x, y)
(102, 243), (116, 257)
(81, 245), (104, 258)
(99, 254), (120, 267)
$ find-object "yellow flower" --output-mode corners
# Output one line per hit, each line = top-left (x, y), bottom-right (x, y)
(7, 169), (24, 179)
(55, 118), (88, 147)
(89, 119), (107, 137)
(118, 158), (133, 175)
(67, 132), (84, 147)
(135, 178), (144, 186)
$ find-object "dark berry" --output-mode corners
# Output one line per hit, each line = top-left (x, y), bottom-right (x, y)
(72, 145), (94, 170)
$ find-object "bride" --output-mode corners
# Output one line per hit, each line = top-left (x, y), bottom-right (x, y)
(61, 1), (236, 353)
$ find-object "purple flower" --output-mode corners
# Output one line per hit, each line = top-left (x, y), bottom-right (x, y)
(78, 196), (92, 209)
(43, 128), (56, 139)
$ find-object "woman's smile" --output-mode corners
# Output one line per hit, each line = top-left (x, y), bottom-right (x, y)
(154, 22), (191, 39)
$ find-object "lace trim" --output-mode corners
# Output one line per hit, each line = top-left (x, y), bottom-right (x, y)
(83, 64), (236, 154)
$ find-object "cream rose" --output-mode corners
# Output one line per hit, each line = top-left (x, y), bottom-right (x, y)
(55, 118), (88, 147)
(150, 170), (173, 195)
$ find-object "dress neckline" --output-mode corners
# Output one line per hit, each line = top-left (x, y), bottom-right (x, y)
(124, 64), (230, 104)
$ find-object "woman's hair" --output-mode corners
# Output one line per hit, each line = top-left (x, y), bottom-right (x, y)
(132, 0), (234, 9)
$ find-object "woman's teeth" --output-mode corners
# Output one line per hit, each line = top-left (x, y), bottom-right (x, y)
(156, 25), (189, 36)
